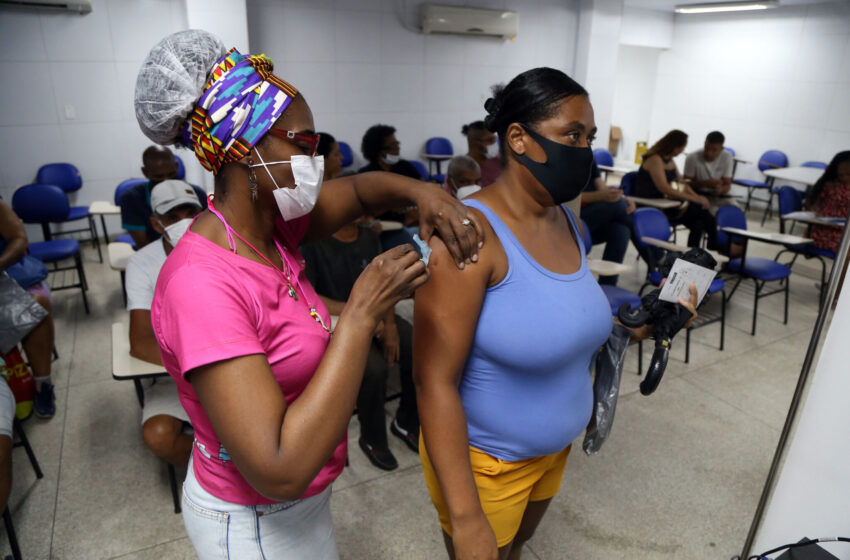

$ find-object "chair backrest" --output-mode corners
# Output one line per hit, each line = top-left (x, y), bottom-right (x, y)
(632, 208), (671, 247)
(758, 150), (787, 172)
(409, 160), (429, 181)
(425, 137), (453, 156)
(338, 141), (354, 167)
(724, 147), (736, 157)
(801, 161), (827, 170)
(716, 205), (747, 247)
(114, 178), (147, 205)
(174, 155), (186, 179)
(619, 171), (638, 196)
(592, 148), (614, 167)
(580, 219), (593, 253)
(12, 184), (70, 223)
(36, 163), (82, 193)
(777, 185), (803, 216)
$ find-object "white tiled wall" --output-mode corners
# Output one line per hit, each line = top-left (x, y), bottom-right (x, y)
(610, 44), (662, 163)
(647, 3), (850, 186)
(246, 0), (580, 170)
(0, 0), (189, 237)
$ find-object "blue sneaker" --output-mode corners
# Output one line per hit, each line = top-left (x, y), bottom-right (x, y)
(34, 382), (56, 419)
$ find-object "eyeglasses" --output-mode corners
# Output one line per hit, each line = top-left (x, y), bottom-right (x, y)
(266, 129), (321, 157)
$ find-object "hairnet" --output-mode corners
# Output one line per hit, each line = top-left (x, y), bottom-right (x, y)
(134, 30), (227, 147)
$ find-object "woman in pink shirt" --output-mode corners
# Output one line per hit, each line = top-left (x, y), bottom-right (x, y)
(135, 31), (483, 559)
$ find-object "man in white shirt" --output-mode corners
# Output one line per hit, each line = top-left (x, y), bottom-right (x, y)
(125, 179), (202, 466)
(684, 131), (737, 213)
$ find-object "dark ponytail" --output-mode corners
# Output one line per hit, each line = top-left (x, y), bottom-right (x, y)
(483, 67), (588, 163)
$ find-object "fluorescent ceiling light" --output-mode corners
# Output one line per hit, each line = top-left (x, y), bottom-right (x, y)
(675, 0), (778, 14)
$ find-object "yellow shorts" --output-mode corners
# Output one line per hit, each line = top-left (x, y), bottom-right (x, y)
(419, 433), (570, 548)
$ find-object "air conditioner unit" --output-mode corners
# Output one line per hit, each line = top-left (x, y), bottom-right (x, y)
(421, 4), (518, 40)
(0, 0), (91, 14)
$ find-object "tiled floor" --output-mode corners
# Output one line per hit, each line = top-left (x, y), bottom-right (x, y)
(0, 210), (832, 559)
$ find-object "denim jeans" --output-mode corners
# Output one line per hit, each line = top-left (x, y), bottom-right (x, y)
(182, 457), (339, 559)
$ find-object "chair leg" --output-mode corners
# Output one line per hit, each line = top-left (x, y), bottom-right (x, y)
(818, 257), (828, 308)
(52, 345), (59, 361)
(719, 291), (726, 351)
(637, 340), (643, 375)
(784, 278), (790, 325)
(761, 191), (774, 226)
(752, 280), (760, 336)
(167, 463), (181, 514)
(74, 251), (90, 315)
(745, 187), (754, 212)
(89, 215), (103, 264)
(685, 328), (691, 364)
(3, 508), (22, 560)
(121, 271), (127, 307)
(13, 419), (43, 479)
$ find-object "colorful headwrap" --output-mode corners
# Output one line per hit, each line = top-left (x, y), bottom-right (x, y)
(181, 48), (298, 174)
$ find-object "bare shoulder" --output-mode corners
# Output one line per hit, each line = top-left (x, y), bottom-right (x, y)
(427, 205), (502, 286)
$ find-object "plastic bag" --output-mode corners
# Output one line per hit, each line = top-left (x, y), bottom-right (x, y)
(0, 272), (49, 354)
(583, 323), (632, 455)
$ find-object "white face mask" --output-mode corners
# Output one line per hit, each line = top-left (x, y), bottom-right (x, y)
(162, 217), (193, 246)
(485, 142), (500, 159)
(250, 149), (325, 221)
(383, 153), (400, 166)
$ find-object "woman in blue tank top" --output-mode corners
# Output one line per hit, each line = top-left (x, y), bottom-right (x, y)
(414, 69), (697, 560)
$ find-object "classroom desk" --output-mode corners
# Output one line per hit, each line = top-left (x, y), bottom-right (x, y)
(640, 237), (729, 264)
(588, 259), (633, 276)
(763, 167), (822, 187)
(782, 211), (844, 230)
(719, 227), (813, 247)
(107, 242), (134, 271)
(598, 164), (637, 175)
(112, 322), (167, 409)
(629, 196), (683, 210)
(89, 200), (121, 244)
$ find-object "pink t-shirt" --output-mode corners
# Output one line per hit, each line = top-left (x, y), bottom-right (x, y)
(480, 157), (502, 188)
(151, 216), (345, 506)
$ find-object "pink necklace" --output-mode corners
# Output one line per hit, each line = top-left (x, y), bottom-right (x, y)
(206, 195), (332, 333)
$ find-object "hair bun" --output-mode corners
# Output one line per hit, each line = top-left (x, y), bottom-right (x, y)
(484, 97), (501, 116)
(483, 114), (499, 132)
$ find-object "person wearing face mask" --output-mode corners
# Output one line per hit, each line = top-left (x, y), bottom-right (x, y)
(316, 132), (345, 181)
(135, 30), (482, 559)
(463, 120), (502, 187)
(446, 155), (482, 199)
(414, 68), (700, 560)
(125, 180), (202, 467)
(119, 146), (207, 249)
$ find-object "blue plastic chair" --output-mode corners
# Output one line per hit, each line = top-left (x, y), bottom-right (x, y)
(724, 147), (736, 157)
(424, 137), (453, 179)
(619, 171), (637, 197)
(717, 206), (790, 335)
(409, 160), (429, 182)
(174, 155), (186, 180)
(12, 184), (89, 313)
(774, 185), (833, 305)
(338, 141), (354, 168)
(35, 163), (102, 262)
(592, 149), (614, 168)
(801, 161), (827, 170)
(632, 209), (726, 360)
(732, 149), (786, 216)
(114, 178), (147, 206)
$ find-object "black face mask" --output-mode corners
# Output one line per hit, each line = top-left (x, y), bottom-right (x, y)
(513, 125), (594, 205)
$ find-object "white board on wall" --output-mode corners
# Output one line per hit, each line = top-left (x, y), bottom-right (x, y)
(752, 281), (850, 559)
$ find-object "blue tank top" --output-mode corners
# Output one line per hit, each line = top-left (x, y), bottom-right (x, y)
(460, 199), (613, 461)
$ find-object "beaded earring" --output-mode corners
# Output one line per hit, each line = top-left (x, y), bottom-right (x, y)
(248, 158), (258, 202)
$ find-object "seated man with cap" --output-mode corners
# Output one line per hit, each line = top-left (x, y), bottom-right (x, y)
(126, 180), (202, 466)
(119, 145), (207, 249)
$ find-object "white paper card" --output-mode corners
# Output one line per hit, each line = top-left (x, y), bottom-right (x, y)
(657, 258), (717, 305)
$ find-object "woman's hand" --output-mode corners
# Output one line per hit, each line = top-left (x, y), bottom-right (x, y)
(344, 245), (430, 331)
(679, 281), (700, 329)
(452, 515), (499, 560)
(413, 186), (485, 269)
